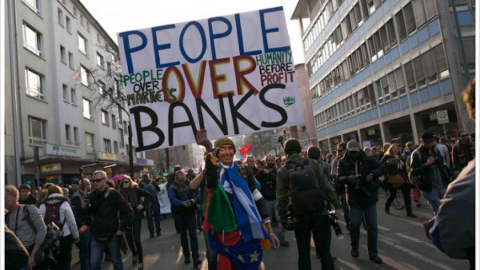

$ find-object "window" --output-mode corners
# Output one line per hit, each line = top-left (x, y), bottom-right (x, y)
(385, 19), (397, 47)
(78, 34), (87, 55)
(107, 62), (112, 76)
(58, 8), (64, 26)
(117, 106), (123, 122)
(73, 7), (77, 16)
(98, 81), (105, 95)
(101, 110), (109, 125)
(114, 141), (119, 154)
(62, 84), (68, 101)
(71, 88), (77, 104)
(112, 115), (116, 129)
(73, 127), (79, 144)
(123, 121), (128, 133)
(23, 24), (42, 56)
(86, 133), (95, 153)
(60, 46), (66, 64)
(68, 52), (74, 68)
(25, 68), (43, 99)
(404, 61), (416, 91)
(433, 44), (449, 79)
(403, 3), (416, 35)
(463, 36), (475, 71)
(96, 53), (104, 69)
(83, 98), (92, 119)
(424, 1), (437, 21)
(29, 116), (46, 144)
(394, 67), (405, 95)
(97, 33), (101, 43)
(23, 0), (39, 13)
(66, 16), (71, 33)
(80, 66), (89, 86)
(413, 56), (426, 87)
(412, 0), (427, 28)
(104, 139), (112, 153)
(65, 124), (71, 142)
(80, 15), (84, 26)
(87, 22), (90, 32)
(119, 128), (125, 147)
(395, 10), (407, 41)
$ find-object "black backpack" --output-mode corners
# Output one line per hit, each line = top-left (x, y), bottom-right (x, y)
(285, 159), (326, 215)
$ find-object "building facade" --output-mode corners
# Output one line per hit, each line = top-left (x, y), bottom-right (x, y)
(4, 0), (152, 187)
(292, 0), (475, 153)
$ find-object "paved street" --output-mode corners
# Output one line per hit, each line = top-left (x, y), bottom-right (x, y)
(71, 193), (470, 270)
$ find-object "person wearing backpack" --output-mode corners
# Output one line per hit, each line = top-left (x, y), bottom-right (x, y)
(5, 185), (47, 269)
(277, 139), (341, 270)
(142, 174), (162, 238)
(337, 140), (386, 264)
(39, 185), (79, 270)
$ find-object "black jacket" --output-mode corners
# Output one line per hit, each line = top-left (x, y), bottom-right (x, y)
(86, 187), (133, 238)
(71, 191), (89, 229)
(121, 187), (154, 220)
(410, 145), (450, 192)
(255, 167), (277, 200)
(338, 151), (386, 207)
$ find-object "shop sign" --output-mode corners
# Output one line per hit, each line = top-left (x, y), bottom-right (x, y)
(98, 152), (118, 161)
(41, 163), (62, 172)
(436, 110), (449, 124)
(45, 144), (80, 157)
(136, 158), (154, 165)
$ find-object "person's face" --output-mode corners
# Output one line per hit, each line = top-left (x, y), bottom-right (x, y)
(459, 132), (468, 143)
(383, 144), (391, 152)
(392, 145), (399, 154)
(266, 157), (275, 168)
(407, 144), (414, 151)
(19, 189), (30, 200)
(421, 139), (434, 149)
(83, 180), (91, 192)
(348, 151), (359, 161)
(275, 159), (282, 167)
(336, 147), (346, 157)
(176, 173), (186, 186)
(90, 174), (107, 191)
(71, 184), (79, 191)
(246, 158), (255, 167)
(5, 192), (18, 211)
(217, 144), (235, 165)
(122, 178), (131, 188)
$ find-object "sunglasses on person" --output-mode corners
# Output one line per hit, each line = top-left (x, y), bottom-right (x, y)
(123, 181), (130, 184)
(90, 178), (105, 183)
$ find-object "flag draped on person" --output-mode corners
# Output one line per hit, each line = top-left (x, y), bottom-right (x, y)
(205, 161), (268, 270)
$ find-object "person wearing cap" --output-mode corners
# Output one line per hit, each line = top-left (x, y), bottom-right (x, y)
(410, 131), (451, 215)
(337, 140), (386, 264)
(196, 129), (279, 270)
(18, 184), (37, 205)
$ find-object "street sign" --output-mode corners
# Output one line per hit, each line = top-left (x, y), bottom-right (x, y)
(436, 110), (449, 124)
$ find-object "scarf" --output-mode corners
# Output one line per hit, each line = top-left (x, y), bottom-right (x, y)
(219, 162), (267, 242)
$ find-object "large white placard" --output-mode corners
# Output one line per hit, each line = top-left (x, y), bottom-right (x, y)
(118, 7), (304, 151)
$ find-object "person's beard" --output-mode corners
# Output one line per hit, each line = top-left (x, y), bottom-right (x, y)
(267, 163), (275, 169)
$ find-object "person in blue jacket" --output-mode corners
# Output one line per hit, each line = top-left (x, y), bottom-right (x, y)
(168, 170), (201, 267)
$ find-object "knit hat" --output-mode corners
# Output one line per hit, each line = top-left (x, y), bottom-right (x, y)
(214, 137), (236, 152)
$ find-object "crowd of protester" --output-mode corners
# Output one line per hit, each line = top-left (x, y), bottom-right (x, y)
(5, 80), (475, 270)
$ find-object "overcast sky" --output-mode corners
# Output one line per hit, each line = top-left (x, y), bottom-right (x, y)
(80, 0), (306, 64)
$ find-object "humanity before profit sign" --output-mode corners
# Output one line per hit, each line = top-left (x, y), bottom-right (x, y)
(118, 6), (303, 151)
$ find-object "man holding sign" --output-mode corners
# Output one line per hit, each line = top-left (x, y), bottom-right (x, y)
(196, 129), (279, 270)
(118, 7), (304, 152)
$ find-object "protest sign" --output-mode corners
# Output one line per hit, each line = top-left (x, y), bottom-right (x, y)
(118, 6), (304, 151)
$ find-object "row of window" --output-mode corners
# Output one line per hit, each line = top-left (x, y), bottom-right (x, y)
(308, 0), (438, 100)
(304, 0), (387, 53)
(29, 115), (126, 155)
(313, 43), (449, 130)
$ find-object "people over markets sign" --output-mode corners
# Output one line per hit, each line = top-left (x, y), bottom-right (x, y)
(118, 7), (303, 151)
